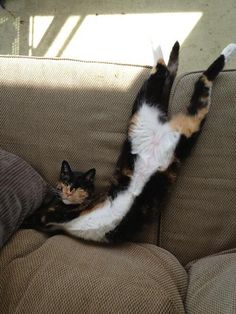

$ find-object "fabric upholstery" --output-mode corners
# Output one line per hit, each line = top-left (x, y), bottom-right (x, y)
(0, 56), (150, 190)
(0, 56), (158, 244)
(185, 249), (236, 313)
(0, 229), (187, 314)
(160, 71), (236, 265)
(0, 56), (235, 313)
(0, 148), (47, 247)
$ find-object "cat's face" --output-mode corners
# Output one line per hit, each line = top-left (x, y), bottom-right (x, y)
(57, 160), (96, 205)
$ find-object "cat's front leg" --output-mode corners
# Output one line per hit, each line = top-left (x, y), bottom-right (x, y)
(42, 207), (81, 224)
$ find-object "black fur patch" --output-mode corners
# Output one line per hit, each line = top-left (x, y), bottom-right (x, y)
(204, 55), (225, 81)
(0, 0), (5, 9)
(108, 138), (135, 199)
(105, 171), (172, 243)
(188, 79), (210, 115)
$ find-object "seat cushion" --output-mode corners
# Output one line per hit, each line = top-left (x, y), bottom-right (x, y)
(160, 70), (236, 265)
(0, 229), (187, 313)
(185, 249), (236, 313)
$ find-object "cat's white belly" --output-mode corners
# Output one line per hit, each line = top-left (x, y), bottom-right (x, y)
(58, 103), (180, 242)
(129, 103), (180, 195)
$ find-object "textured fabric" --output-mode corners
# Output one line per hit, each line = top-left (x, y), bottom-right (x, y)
(0, 56), (150, 189)
(0, 148), (47, 247)
(185, 249), (236, 313)
(160, 71), (236, 265)
(0, 56), (158, 244)
(0, 229), (187, 314)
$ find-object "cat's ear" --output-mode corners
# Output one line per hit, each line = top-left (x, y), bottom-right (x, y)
(60, 160), (73, 182)
(84, 168), (96, 182)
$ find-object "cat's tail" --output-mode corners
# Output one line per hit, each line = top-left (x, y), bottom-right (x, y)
(188, 43), (236, 115)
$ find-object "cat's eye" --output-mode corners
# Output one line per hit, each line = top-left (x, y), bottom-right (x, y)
(69, 186), (76, 192)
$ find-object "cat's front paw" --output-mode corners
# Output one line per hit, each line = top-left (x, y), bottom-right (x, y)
(40, 210), (57, 225)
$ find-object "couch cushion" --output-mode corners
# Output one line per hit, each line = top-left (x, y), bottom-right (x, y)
(160, 70), (236, 265)
(0, 148), (48, 247)
(0, 230), (187, 313)
(0, 56), (149, 190)
(185, 249), (236, 313)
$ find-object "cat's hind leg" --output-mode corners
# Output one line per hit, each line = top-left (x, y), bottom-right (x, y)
(131, 57), (169, 115)
(170, 54), (225, 138)
(162, 41), (180, 111)
(147, 41), (180, 114)
(170, 43), (236, 139)
(170, 44), (236, 161)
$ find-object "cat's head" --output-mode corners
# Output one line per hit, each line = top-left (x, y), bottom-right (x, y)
(56, 160), (96, 205)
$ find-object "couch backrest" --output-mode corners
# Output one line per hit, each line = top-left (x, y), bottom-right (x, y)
(160, 71), (236, 265)
(0, 57), (147, 186)
(0, 56), (158, 244)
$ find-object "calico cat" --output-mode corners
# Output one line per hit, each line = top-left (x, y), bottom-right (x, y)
(22, 160), (96, 229)
(46, 43), (236, 243)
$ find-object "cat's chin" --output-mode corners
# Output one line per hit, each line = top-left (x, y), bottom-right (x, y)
(62, 199), (73, 205)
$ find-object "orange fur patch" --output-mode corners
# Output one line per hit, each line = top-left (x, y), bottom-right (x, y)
(150, 58), (166, 74)
(158, 58), (166, 66)
(170, 107), (209, 137)
(60, 183), (89, 204)
(71, 189), (88, 204)
(201, 74), (213, 87)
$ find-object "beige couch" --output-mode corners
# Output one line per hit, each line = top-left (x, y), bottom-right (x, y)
(0, 56), (235, 313)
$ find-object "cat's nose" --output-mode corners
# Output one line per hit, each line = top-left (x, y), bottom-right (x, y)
(66, 190), (73, 196)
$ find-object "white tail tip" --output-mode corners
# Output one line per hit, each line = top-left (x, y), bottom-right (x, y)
(151, 44), (163, 67)
(221, 43), (236, 62)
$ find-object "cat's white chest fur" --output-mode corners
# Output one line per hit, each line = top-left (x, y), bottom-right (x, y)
(129, 104), (180, 196)
(56, 103), (180, 242)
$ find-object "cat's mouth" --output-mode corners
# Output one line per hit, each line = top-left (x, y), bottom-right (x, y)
(61, 189), (89, 205)
(61, 197), (86, 205)
(62, 199), (74, 205)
